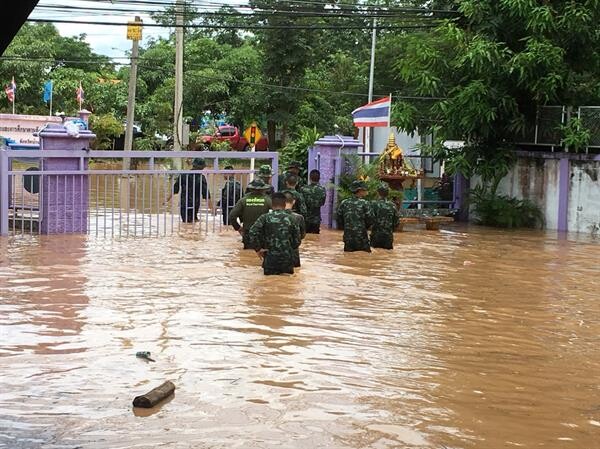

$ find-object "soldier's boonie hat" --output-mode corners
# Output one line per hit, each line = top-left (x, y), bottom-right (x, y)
(258, 164), (273, 176)
(286, 160), (301, 170)
(247, 179), (271, 190)
(377, 181), (390, 192)
(350, 180), (369, 193)
(192, 158), (206, 168)
(224, 164), (234, 170)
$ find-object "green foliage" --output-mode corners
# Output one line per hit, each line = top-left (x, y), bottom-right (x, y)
(560, 117), (591, 152)
(89, 113), (123, 150)
(134, 136), (166, 151)
(392, 1), (600, 164)
(470, 186), (545, 229)
(279, 126), (321, 175)
(336, 155), (404, 206)
(210, 139), (232, 152)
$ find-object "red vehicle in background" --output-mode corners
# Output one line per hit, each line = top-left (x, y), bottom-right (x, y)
(199, 125), (269, 151)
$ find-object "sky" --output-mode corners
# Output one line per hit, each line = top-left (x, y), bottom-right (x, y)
(29, 0), (173, 58)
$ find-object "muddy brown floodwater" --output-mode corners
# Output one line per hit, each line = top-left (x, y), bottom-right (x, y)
(1, 226), (600, 449)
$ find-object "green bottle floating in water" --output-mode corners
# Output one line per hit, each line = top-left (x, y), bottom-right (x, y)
(136, 351), (155, 362)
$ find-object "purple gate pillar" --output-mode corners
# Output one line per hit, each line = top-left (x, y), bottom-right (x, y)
(39, 124), (96, 234)
(311, 135), (362, 228)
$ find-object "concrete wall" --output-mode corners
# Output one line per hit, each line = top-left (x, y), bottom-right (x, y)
(487, 153), (600, 234)
(496, 157), (560, 230)
(568, 161), (600, 233)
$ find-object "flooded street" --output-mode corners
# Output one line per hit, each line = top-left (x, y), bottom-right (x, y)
(1, 227), (600, 448)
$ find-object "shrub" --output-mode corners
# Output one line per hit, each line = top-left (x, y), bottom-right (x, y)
(280, 126), (321, 177)
(470, 187), (544, 229)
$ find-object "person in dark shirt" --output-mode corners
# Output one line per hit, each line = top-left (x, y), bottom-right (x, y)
(166, 158), (211, 222)
(219, 165), (242, 225)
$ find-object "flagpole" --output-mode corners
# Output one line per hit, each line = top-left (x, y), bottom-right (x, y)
(388, 92), (392, 128)
(366, 18), (377, 154)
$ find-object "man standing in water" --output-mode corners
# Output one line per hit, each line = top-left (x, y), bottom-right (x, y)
(284, 192), (306, 268)
(248, 192), (301, 275)
(278, 161), (305, 191)
(166, 158), (212, 222)
(370, 182), (399, 249)
(301, 169), (326, 234)
(229, 180), (272, 248)
(337, 180), (373, 252)
(281, 175), (308, 218)
(256, 164), (275, 196)
(220, 165), (242, 225)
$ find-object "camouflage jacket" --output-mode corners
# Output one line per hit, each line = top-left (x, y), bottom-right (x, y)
(300, 183), (326, 225)
(278, 171), (305, 191)
(248, 209), (301, 255)
(285, 209), (306, 240)
(228, 193), (272, 232)
(336, 197), (373, 233)
(281, 188), (308, 218)
(371, 199), (399, 235)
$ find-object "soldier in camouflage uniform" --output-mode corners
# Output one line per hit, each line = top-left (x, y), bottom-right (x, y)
(301, 169), (326, 234)
(370, 182), (400, 250)
(284, 192), (306, 267)
(229, 179), (272, 249)
(248, 193), (301, 275)
(256, 164), (275, 197)
(336, 180), (373, 252)
(281, 174), (308, 218)
(278, 160), (305, 191)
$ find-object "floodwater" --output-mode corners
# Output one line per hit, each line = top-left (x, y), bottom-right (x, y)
(1, 227), (599, 449)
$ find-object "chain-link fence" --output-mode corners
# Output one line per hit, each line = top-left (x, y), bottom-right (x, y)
(578, 107), (600, 148)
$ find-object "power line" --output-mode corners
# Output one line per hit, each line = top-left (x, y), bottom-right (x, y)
(27, 18), (439, 30)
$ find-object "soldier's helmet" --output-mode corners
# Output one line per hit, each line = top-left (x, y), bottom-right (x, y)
(192, 158), (206, 169)
(246, 179), (271, 191)
(257, 165), (273, 178)
(349, 180), (369, 193)
(377, 181), (390, 193)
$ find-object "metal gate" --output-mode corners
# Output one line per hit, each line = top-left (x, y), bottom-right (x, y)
(0, 150), (279, 237)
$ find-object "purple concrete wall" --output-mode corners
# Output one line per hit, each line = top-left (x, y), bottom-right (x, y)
(311, 136), (362, 228)
(39, 124), (95, 234)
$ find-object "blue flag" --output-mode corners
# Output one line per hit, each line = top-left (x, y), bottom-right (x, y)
(43, 80), (53, 103)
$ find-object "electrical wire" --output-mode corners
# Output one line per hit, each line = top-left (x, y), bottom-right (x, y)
(27, 17), (439, 29)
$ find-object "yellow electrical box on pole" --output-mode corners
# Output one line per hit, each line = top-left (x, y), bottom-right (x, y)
(127, 20), (143, 41)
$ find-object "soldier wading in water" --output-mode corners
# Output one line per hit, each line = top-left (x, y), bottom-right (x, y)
(229, 179), (272, 249)
(336, 180), (373, 252)
(370, 182), (399, 249)
(248, 192), (301, 275)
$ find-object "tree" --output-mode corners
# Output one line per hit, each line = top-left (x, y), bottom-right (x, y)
(392, 0), (600, 191)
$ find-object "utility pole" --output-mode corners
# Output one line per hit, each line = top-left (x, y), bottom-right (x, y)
(173, 0), (184, 170)
(366, 17), (377, 153)
(124, 16), (142, 170)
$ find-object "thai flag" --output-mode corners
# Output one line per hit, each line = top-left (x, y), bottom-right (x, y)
(76, 81), (84, 103)
(4, 77), (15, 103)
(352, 96), (391, 127)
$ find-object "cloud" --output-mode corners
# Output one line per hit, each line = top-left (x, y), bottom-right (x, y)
(31, 0), (170, 58)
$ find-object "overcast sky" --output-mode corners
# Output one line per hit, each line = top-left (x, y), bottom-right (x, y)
(29, 0), (172, 58)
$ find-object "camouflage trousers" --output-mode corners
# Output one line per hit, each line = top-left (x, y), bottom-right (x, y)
(293, 248), (301, 267)
(263, 252), (295, 275)
(306, 217), (321, 234)
(343, 231), (371, 253)
(370, 231), (394, 250)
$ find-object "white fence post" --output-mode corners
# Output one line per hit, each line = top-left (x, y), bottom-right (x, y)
(0, 149), (8, 236)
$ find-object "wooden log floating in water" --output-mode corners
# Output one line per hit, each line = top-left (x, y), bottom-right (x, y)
(133, 381), (175, 408)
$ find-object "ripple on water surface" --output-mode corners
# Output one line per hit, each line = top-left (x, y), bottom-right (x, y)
(1, 227), (600, 448)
